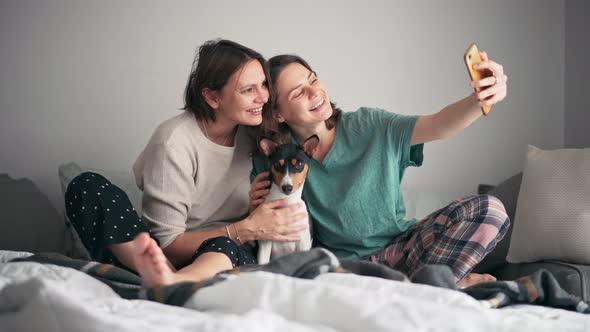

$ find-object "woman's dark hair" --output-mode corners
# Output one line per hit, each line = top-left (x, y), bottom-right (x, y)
(182, 39), (269, 122)
(259, 54), (342, 146)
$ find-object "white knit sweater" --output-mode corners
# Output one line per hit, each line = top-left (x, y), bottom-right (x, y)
(133, 111), (251, 248)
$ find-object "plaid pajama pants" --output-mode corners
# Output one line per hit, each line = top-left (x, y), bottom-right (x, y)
(369, 194), (510, 281)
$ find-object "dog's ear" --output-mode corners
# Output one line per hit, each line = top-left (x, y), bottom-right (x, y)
(259, 138), (278, 157)
(302, 135), (320, 157)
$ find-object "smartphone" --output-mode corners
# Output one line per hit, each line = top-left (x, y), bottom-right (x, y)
(464, 43), (493, 116)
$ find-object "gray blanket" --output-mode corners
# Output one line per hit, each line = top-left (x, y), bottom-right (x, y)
(10, 248), (590, 313)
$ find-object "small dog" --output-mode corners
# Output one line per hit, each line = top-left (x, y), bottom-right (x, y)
(256, 135), (319, 264)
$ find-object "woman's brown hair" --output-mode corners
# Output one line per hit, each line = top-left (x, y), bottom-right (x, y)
(182, 39), (269, 123)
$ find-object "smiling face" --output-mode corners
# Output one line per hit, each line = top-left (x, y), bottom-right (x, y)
(273, 63), (333, 128)
(210, 59), (269, 126)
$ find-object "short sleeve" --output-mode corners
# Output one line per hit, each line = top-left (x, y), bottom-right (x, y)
(386, 112), (424, 169)
(137, 143), (196, 248)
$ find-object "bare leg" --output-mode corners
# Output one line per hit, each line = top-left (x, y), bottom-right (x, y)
(457, 273), (496, 288)
(132, 233), (233, 288)
(108, 232), (176, 272)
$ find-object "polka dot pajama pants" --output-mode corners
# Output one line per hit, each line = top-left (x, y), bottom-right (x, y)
(65, 172), (257, 269)
(194, 237), (257, 268)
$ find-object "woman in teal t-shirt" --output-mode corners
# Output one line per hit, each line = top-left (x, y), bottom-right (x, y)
(250, 53), (510, 287)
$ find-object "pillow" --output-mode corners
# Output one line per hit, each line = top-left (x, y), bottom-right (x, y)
(58, 162), (143, 259)
(0, 174), (67, 253)
(58, 162), (142, 213)
(507, 145), (590, 264)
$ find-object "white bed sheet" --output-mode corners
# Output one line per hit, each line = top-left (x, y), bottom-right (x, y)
(1, 250), (589, 332)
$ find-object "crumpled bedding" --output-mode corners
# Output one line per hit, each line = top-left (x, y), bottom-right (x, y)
(1, 250), (589, 332)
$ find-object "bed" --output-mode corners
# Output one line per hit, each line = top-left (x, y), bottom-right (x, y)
(1, 166), (590, 331)
(2, 249), (590, 332)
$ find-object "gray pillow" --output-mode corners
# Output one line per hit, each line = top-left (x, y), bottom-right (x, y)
(57, 162), (143, 259)
(58, 162), (142, 213)
(0, 174), (67, 253)
(472, 173), (523, 274)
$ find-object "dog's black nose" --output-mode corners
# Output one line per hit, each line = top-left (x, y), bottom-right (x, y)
(282, 184), (293, 194)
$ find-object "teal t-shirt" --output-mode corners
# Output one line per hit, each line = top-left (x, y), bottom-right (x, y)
(251, 107), (424, 259)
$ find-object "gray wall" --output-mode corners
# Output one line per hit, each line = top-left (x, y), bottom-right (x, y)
(0, 0), (565, 212)
(565, 0), (590, 148)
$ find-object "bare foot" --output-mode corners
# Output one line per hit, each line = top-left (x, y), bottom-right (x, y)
(457, 273), (497, 288)
(132, 233), (176, 288)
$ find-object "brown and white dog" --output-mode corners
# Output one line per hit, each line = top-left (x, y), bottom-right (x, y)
(256, 135), (319, 264)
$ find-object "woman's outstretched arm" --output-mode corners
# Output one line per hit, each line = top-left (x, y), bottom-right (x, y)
(411, 51), (508, 145)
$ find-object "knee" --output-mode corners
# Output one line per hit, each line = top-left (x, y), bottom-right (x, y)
(196, 236), (240, 256)
(66, 172), (106, 194)
(207, 236), (239, 249)
(192, 236), (240, 266)
(455, 195), (510, 229)
(482, 194), (510, 222)
(474, 195), (511, 239)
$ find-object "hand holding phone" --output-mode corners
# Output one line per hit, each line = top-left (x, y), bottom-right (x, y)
(464, 43), (493, 115)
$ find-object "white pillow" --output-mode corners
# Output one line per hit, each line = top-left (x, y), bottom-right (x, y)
(506, 145), (590, 264)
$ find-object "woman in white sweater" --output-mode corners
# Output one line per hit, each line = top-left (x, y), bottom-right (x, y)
(65, 39), (307, 286)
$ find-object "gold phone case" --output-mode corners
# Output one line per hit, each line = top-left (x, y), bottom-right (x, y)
(464, 43), (493, 115)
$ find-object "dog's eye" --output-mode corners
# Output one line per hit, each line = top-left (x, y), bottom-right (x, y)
(294, 161), (304, 169)
(273, 162), (283, 170)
